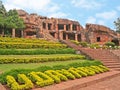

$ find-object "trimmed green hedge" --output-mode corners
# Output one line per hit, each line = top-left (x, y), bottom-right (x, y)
(0, 42), (67, 49)
(0, 54), (85, 64)
(0, 37), (67, 49)
(0, 37), (59, 44)
(0, 48), (75, 55)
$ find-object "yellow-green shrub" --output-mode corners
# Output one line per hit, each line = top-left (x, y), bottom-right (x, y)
(0, 55), (85, 64)
(28, 72), (54, 87)
(68, 68), (82, 78)
(6, 65), (109, 89)
(44, 70), (68, 83)
(6, 74), (33, 90)
(0, 42), (66, 49)
(57, 69), (76, 80)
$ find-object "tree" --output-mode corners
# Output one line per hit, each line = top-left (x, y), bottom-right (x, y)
(114, 17), (120, 33)
(5, 9), (25, 37)
(0, 1), (25, 37)
(0, 0), (7, 16)
(0, 0), (7, 36)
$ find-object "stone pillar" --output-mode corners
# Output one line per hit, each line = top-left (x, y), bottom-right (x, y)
(55, 24), (58, 31)
(64, 24), (66, 31)
(75, 34), (78, 41)
(70, 24), (73, 31)
(89, 32), (94, 43)
(66, 34), (68, 40)
(59, 31), (63, 40)
(12, 28), (15, 38)
(77, 25), (79, 31)
(55, 33), (58, 39)
(51, 24), (54, 30)
(46, 23), (48, 30)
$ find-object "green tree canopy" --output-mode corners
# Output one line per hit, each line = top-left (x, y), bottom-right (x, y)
(0, 0), (7, 16)
(114, 17), (120, 33)
(5, 9), (25, 29)
(0, 0), (7, 30)
(0, 14), (5, 28)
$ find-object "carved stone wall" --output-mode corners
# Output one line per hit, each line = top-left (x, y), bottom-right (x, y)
(17, 9), (84, 41)
(85, 23), (120, 45)
(16, 10), (120, 45)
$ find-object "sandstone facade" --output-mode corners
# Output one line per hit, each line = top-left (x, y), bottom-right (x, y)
(1, 9), (120, 45)
(85, 23), (120, 45)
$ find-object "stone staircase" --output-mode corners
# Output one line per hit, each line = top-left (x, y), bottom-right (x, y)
(60, 40), (81, 50)
(61, 40), (120, 71)
(110, 50), (120, 58)
(42, 30), (58, 42)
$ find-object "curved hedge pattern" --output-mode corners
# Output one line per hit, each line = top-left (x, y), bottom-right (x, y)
(6, 65), (109, 90)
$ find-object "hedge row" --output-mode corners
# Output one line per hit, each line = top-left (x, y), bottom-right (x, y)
(0, 60), (103, 84)
(0, 48), (75, 55)
(0, 55), (85, 64)
(0, 37), (59, 44)
(0, 42), (67, 49)
(6, 65), (109, 89)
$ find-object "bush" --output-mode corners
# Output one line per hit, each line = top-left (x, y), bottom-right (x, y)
(89, 43), (100, 49)
(28, 72), (54, 87)
(70, 40), (80, 45)
(105, 42), (115, 47)
(6, 74), (34, 90)
(80, 42), (88, 47)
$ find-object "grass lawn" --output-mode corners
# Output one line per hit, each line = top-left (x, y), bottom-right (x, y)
(0, 60), (88, 72)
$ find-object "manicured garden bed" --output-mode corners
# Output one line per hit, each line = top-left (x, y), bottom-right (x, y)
(0, 60), (103, 84)
(5, 64), (109, 90)
(0, 37), (110, 90)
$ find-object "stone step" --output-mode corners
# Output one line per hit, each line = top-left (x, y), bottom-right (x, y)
(107, 65), (120, 68)
(94, 57), (118, 59)
(101, 59), (117, 61)
(99, 58), (119, 60)
(111, 68), (120, 71)
(102, 61), (119, 63)
(104, 63), (120, 66)
(101, 61), (119, 63)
